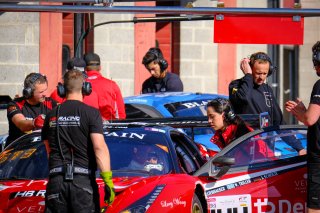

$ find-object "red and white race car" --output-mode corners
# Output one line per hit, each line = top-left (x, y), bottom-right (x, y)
(0, 124), (307, 213)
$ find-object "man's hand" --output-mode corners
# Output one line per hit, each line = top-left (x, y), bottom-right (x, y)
(33, 114), (45, 129)
(240, 58), (252, 75)
(100, 171), (115, 205)
(285, 98), (306, 122)
(298, 149), (307, 156)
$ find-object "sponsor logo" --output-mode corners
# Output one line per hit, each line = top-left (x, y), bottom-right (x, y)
(160, 197), (187, 208)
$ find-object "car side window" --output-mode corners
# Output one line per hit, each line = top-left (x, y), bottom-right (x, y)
(170, 133), (201, 174)
(224, 129), (307, 167)
(125, 104), (163, 118)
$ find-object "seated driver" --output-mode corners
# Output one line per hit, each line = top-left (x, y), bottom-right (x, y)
(144, 152), (164, 173)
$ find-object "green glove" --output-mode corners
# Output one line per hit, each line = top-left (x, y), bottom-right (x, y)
(100, 171), (115, 205)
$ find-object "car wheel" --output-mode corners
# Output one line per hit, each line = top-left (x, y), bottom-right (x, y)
(192, 194), (203, 213)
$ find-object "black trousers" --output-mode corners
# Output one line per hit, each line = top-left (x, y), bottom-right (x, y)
(45, 175), (100, 213)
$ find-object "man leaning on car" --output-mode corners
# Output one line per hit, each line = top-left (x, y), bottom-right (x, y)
(6, 73), (57, 147)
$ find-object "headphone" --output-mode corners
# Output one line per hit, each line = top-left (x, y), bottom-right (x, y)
(214, 98), (236, 123)
(23, 73), (47, 99)
(249, 53), (277, 77)
(312, 41), (320, 66)
(57, 81), (92, 98)
(147, 48), (168, 72)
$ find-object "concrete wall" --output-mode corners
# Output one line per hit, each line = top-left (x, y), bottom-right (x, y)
(94, 2), (135, 98)
(0, 12), (39, 134)
(179, 0), (218, 93)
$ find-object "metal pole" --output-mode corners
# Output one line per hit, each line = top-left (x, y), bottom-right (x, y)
(0, 4), (320, 17)
(75, 15), (214, 56)
(74, 6), (84, 58)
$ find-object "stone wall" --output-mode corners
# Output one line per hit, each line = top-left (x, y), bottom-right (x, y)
(0, 12), (39, 134)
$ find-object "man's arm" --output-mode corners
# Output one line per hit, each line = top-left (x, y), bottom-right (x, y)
(166, 73), (183, 92)
(113, 83), (126, 120)
(11, 114), (34, 132)
(228, 74), (254, 107)
(285, 99), (320, 126)
(91, 132), (115, 205)
(91, 133), (111, 171)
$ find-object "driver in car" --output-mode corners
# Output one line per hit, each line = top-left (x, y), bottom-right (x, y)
(144, 152), (164, 173)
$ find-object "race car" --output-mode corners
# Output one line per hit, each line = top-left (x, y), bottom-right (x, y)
(124, 92), (227, 119)
(0, 124), (307, 213)
(124, 92), (228, 151)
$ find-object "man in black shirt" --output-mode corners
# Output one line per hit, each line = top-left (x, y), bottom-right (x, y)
(42, 69), (114, 212)
(141, 47), (183, 94)
(286, 41), (320, 212)
(229, 52), (306, 155)
(6, 73), (57, 146)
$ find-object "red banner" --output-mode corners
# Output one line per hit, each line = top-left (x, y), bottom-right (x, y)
(214, 16), (304, 45)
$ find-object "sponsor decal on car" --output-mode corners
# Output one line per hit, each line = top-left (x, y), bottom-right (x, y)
(105, 132), (146, 140)
(205, 162), (306, 196)
(207, 194), (251, 213)
(160, 197), (187, 208)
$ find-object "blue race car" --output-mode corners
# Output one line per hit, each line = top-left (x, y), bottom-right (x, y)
(125, 92), (228, 118)
(124, 92), (228, 152)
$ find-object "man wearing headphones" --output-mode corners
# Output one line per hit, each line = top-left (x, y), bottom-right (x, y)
(6, 72), (57, 146)
(42, 69), (115, 212)
(229, 52), (306, 155)
(84, 52), (126, 120)
(286, 41), (320, 213)
(50, 57), (99, 109)
(141, 47), (183, 94)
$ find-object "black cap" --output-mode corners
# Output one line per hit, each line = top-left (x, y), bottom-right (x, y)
(84, 53), (101, 66)
(67, 57), (86, 71)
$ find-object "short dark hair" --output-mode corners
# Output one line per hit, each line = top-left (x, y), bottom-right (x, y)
(24, 73), (47, 90)
(312, 41), (320, 66)
(142, 47), (164, 67)
(63, 69), (84, 94)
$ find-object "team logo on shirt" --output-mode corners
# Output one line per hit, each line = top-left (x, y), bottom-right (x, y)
(263, 92), (272, 107)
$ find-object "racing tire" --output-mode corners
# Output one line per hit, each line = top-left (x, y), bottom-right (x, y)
(192, 194), (203, 213)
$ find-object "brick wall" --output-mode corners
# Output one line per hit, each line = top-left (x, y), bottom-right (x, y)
(0, 12), (39, 134)
(94, 4), (135, 98)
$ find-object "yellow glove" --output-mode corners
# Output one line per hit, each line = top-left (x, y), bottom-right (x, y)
(100, 171), (115, 205)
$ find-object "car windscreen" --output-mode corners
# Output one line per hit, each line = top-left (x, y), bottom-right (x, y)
(223, 128), (307, 167)
(104, 128), (172, 177)
(164, 99), (212, 117)
(0, 136), (48, 180)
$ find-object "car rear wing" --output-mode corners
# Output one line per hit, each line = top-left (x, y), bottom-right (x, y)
(103, 112), (271, 130)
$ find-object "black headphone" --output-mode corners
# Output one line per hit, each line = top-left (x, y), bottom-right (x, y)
(312, 41), (320, 66)
(249, 53), (277, 77)
(57, 81), (92, 98)
(214, 98), (236, 123)
(147, 48), (168, 72)
(23, 73), (47, 99)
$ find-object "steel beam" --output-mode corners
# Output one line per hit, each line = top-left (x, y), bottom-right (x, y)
(0, 4), (320, 17)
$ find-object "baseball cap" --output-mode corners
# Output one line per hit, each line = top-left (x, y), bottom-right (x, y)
(67, 57), (86, 71)
(84, 53), (101, 66)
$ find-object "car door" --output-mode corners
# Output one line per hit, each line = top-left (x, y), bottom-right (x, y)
(196, 125), (307, 213)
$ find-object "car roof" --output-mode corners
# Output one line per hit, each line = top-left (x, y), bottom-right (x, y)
(124, 92), (228, 108)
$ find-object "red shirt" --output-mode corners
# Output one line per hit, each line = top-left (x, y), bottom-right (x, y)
(86, 70), (126, 120)
(50, 89), (99, 109)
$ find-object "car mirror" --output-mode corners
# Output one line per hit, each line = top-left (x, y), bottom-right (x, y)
(193, 156), (234, 179)
(209, 156), (235, 179)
